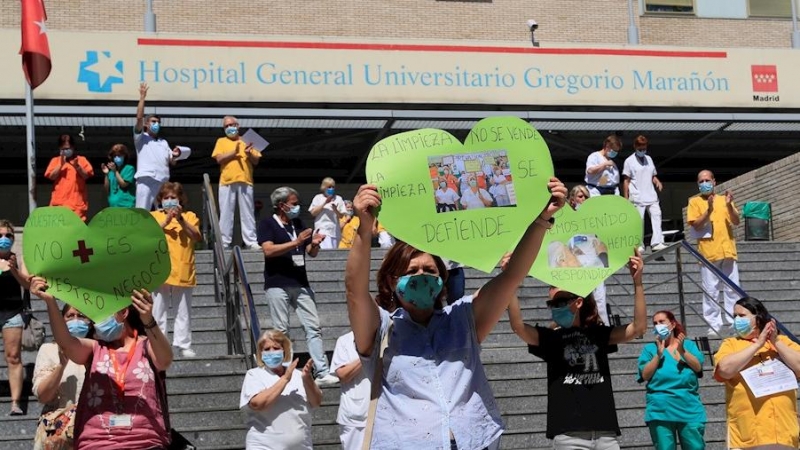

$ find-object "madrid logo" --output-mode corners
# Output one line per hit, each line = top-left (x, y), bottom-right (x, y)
(750, 65), (779, 102)
(78, 51), (124, 93)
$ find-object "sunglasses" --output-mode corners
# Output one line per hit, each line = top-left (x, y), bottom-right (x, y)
(0, 233), (13, 239)
(546, 296), (578, 309)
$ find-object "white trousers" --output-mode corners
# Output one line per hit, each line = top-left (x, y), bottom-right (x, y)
(152, 285), (193, 349)
(593, 282), (610, 326)
(218, 182), (257, 247)
(135, 176), (166, 210)
(700, 259), (740, 330)
(635, 202), (664, 246)
(378, 231), (395, 249)
(319, 236), (340, 250)
(339, 425), (366, 450)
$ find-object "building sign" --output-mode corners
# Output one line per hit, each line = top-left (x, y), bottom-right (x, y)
(0, 30), (796, 108)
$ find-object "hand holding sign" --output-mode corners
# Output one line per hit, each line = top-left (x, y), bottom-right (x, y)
(23, 207), (171, 323)
(365, 117), (554, 273)
(528, 195), (644, 296)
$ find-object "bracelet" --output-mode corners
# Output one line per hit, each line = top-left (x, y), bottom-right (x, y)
(144, 319), (158, 330)
(534, 216), (555, 230)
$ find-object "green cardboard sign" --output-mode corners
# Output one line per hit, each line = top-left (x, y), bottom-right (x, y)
(366, 116), (554, 273)
(23, 207), (171, 323)
(529, 195), (644, 296)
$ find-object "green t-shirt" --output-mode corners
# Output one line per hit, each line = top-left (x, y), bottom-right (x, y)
(637, 340), (707, 424)
(107, 164), (136, 207)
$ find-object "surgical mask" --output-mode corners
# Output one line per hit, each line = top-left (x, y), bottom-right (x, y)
(439, 182), (447, 189)
(653, 324), (671, 340)
(149, 122), (161, 135)
(551, 305), (576, 329)
(325, 187), (335, 196)
(0, 237), (12, 251)
(635, 150), (646, 158)
(395, 274), (443, 310)
(95, 315), (124, 342)
(162, 198), (180, 210)
(285, 204), (301, 219)
(734, 316), (753, 337)
(607, 150), (618, 159)
(469, 180), (477, 187)
(67, 319), (90, 338)
(261, 350), (284, 369)
(113, 156), (125, 167)
(699, 181), (714, 195)
(224, 126), (238, 138)
(345, 209), (354, 217)
(61, 148), (74, 158)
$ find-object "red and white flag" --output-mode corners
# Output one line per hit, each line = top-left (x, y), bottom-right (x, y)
(20, 0), (52, 89)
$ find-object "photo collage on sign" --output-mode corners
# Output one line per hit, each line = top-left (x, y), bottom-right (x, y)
(428, 150), (517, 214)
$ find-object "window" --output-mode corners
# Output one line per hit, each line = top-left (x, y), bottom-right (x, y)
(749, 0), (792, 17)
(645, 0), (694, 13)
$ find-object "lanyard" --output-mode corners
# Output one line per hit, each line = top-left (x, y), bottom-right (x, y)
(273, 214), (297, 241)
(108, 330), (139, 402)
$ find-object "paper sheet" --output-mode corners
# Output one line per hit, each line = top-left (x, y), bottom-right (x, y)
(242, 129), (270, 152)
(175, 146), (192, 161)
(740, 358), (798, 398)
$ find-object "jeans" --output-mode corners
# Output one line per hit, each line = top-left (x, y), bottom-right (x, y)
(265, 286), (329, 376)
(553, 431), (620, 450)
(1, 313), (23, 329)
(647, 420), (705, 450)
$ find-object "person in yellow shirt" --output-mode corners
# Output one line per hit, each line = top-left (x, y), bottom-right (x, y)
(212, 116), (262, 250)
(714, 297), (800, 450)
(339, 200), (394, 249)
(686, 169), (741, 337)
(151, 182), (202, 358)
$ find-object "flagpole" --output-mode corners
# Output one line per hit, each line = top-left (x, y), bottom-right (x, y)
(25, 83), (37, 213)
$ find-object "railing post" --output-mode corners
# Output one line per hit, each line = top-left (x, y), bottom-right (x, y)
(675, 246), (687, 329)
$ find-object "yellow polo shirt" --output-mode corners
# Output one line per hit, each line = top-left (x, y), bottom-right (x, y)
(339, 217), (387, 249)
(714, 336), (800, 449)
(686, 195), (738, 262)
(211, 137), (262, 185)
(151, 210), (200, 287)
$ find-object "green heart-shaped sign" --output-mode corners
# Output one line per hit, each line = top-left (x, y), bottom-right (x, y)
(366, 117), (554, 273)
(23, 207), (171, 322)
(529, 196), (643, 296)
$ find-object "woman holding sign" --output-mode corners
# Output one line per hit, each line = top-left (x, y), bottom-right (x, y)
(30, 277), (174, 450)
(507, 249), (646, 450)
(345, 177), (567, 450)
(714, 297), (800, 450)
(637, 311), (706, 450)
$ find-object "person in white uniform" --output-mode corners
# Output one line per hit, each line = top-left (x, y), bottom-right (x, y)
(434, 177), (460, 212)
(240, 329), (322, 450)
(622, 135), (667, 252)
(330, 331), (371, 450)
(460, 175), (493, 210)
(585, 135), (622, 197)
(309, 177), (348, 249)
(133, 83), (183, 210)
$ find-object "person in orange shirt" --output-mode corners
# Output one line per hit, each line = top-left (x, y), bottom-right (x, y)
(44, 134), (94, 221)
(714, 297), (800, 450)
(150, 182), (202, 358)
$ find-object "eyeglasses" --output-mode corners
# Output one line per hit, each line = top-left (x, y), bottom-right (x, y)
(0, 233), (13, 239)
(224, 122), (239, 128)
(546, 296), (578, 309)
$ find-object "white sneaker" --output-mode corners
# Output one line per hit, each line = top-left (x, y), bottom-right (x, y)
(314, 374), (340, 386)
(707, 328), (722, 339)
(245, 244), (262, 251)
(651, 243), (668, 251)
(180, 348), (197, 358)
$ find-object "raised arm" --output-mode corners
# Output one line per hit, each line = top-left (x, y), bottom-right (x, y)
(472, 178), (567, 343)
(248, 359), (298, 411)
(135, 83), (148, 133)
(345, 185), (382, 356)
(134, 289), (173, 371)
(770, 321), (800, 376)
(715, 325), (772, 380)
(508, 294), (539, 346)
(639, 341), (664, 382)
(246, 145), (262, 165)
(301, 359), (322, 408)
(30, 277), (94, 365)
(726, 192), (740, 226)
(32, 347), (68, 404)
(609, 250), (646, 345)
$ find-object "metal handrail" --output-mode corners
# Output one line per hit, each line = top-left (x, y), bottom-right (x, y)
(233, 246), (262, 368)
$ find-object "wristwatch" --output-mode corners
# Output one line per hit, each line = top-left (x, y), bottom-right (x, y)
(534, 216), (555, 229)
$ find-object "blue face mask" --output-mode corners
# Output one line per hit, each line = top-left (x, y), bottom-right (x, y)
(149, 122), (161, 135)
(551, 305), (577, 328)
(261, 350), (284, 369)
(285, 204), (301, 219)
(653, 324), (671, 340)
(395, 274), (443, 310)
(113, 156), (125, 167)
(67, 319), (90, 338)
(0, 237), (12, 251)
(734, 316), (753, 338)
(635, 150), (646, 158)
(325, 187), (335, 196)
(224, 126), (238, 138)
(95, 315), (124, 342)
(607, 150), (618, 159)
(162, 198), (180, 210)
(699, 181), (714, 195)
(61, 148), (74, 158)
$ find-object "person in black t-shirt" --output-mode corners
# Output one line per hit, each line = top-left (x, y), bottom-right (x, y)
(506, 250), (647, 450)
(256, 187), (339, 386)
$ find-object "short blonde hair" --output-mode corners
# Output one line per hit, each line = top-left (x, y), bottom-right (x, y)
(255, 329), (292, 367)
(320, 177), (336, 191)
(568, 185), (590, 205)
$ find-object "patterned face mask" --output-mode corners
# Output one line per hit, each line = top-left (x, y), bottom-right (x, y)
(395, 274), (443, 310)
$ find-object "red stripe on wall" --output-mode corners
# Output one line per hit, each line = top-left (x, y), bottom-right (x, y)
(136, 38), (728, 58)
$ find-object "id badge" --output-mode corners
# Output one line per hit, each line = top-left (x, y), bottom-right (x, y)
(292, 254), (305, 267)
(109, 414), (132, 427)
(758, 363), (775, 376)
